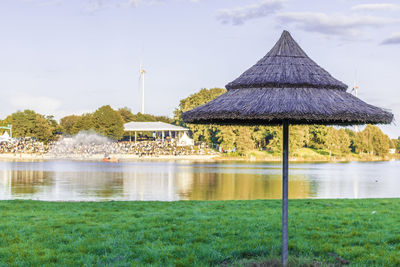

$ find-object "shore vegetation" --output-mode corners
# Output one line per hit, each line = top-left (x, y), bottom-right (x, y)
(174, 88), (399, 159)
(1, 88), (399, 161)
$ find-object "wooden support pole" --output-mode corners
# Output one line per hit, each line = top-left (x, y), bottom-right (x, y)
(282, 121), (289, 266)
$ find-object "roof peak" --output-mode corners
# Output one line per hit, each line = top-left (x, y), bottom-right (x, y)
(226, 30), (348, 90)
(266, 30), (308, 58)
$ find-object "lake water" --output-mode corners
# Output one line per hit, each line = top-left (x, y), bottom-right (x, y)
(0, 160), (399, 201)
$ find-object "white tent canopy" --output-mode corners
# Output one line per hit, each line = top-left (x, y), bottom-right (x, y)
(177, 132), (194, 146)
(124, 122), (188, 132)
(0, 131), (10, 142)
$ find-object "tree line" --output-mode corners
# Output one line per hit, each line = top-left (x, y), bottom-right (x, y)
(0, 106), (171, 142)
(174, 88), (399, 156)
(0, 87), (398, 156)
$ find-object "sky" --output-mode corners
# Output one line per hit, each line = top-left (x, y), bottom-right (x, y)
(0, 0), (399, 137)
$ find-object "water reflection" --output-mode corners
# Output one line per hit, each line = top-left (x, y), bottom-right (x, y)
(2, 165), (52, 196)
(177, 171), (311, 200)
(121, 164), (177, 201)
(0, 160), (399, 201)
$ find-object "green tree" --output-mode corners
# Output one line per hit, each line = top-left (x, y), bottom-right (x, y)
(289, 125), (309, 151)
(264, 126), (282, 152)
(46, 115), (62, 138)
(216, 126), (256, 154)
(60, 115), (80, 135)
(174, 88), (226, 143)
(336, 129), (351, 154)
(308, 125), (328, 150)
(235, 126), (255, 153)
(152, 115), (173, 124)
(389, 139), (395, 149)
(352, 132), (367, 155)
(92, 105), (125, 140)
(174, 88), (226, 126)
(216, 126), (237, 151)
(71, 113), (95, 135)
(251, 126), (269, 149)
(344, 128), (357, 153)
(353, 125), (390, 156)
(368, 126), (390, 156)
(396, 137), (400, 152)
(3, 110), (55, 142)
(325, 128), (350, 156)
(133, 113), (173, 124)
(117, 107), (136, 123)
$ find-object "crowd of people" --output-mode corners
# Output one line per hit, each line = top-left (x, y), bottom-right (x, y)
(0, 138), (47, 154)
(0, 137), (216, 158)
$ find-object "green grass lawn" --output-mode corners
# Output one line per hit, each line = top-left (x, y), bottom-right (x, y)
(1, 199), (399, 266)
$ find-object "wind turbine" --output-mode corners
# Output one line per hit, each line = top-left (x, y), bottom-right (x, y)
(351, 71), (359, 132)
(139, 63), (146, 114)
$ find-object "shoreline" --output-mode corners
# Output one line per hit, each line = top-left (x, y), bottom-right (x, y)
(0, 152), (398, 163)
(214, 155), (400, 163)
(0, 153), (219, 162)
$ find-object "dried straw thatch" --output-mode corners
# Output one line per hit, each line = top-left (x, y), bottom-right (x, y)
(182, 31), (393, 125)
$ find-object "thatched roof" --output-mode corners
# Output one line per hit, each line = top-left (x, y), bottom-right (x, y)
(182, 31), (393, 125)
(226, 31), (347, 90)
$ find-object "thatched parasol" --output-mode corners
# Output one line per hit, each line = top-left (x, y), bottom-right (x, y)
(182, 30), (393, 265)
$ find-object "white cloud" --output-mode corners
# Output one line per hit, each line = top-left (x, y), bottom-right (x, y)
(351, 4), (399, 12)
(24, 0), (63, 6)
(26, 0), (197, 11)
(84, 0), (196, 11)
(216, 0), (284, 25)
(10, 93), (61, 116)
(84, 0), (112, 12)
(277, 12), (400, 38)
(381, 32), (400, 45)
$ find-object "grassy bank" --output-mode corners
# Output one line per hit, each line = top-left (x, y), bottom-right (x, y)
(1, 199), (400, 266)
(218, 148), (400, 162)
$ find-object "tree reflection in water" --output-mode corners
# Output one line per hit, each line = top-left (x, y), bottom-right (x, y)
(0, 160), (399, 201)
(176, 171), (311, 200)
(8, 169), (52, 195)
